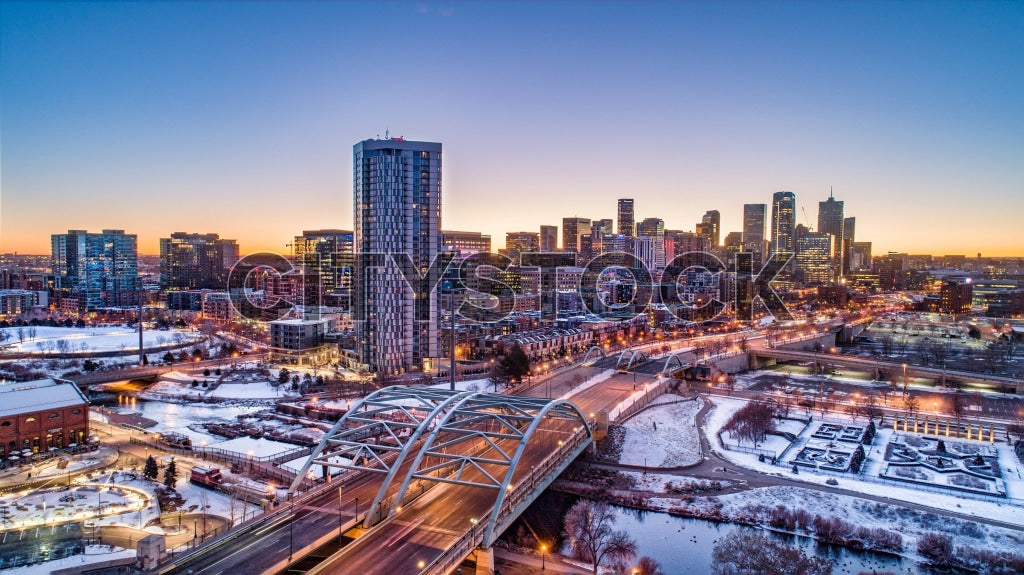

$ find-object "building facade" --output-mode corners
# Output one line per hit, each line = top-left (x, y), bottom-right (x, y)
(442, 230), (491, 257)
(770, 191), (796, 256)
(562, 217), (591, 253)
(817, 194), (845, 280)
(353, 138), (442, 374)
(0, 378), (89, 457)
(159, 232), (238, 291)
(795, 232), (835, 285)
(617, 198), (635, 237)
(504, 232), (540, 262)
(52, 229), (138, 312)
(539, 225), (558, 252)
(292, 229), (354, 309)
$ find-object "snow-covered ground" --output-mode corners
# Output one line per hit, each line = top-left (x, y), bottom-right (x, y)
(206, 436), (300, 459)
(703, 395), (1024, 528)
(645, 485), (1024, 563)
(143, 372), (287, 401)
(0, 326), (202, 354)
(0, 545), (137, 575)
(618, 395), (703, 467)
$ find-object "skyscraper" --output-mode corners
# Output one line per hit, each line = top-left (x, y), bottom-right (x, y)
(818, 193), (845, 280)
(504, 232), (540, 261)
(842, 217), (856, 275)
(617, 199), (635, 237)
(562, 217), (591, 253)
(698, 210), (721, 248)
(539, 225), (558, 252)
(354, 138), (442, 374)
(742, 203), (767, 267)
(770, 191), (797, 256)
(52, 229), (138, 312)
(160, 232), (239, 291)
(292, 229), (354, 308)
(636, 217), (666, 267)
(796, 232), (835, 285)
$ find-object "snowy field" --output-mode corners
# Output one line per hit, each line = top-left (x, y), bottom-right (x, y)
(0, 326), (202, 354)
(618, 395), (703, 467)
(142, 372), (288, 401)
(704, 395), (1024, 528)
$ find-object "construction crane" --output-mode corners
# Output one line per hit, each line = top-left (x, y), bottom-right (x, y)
(801, 207), (812, 230)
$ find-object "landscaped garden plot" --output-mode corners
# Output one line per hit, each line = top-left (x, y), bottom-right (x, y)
(880, 435), (1006, 496)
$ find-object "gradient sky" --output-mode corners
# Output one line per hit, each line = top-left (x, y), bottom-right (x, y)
(2, 1), (1023, 257)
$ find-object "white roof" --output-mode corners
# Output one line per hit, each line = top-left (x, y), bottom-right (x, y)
(0, 378), (88, 418)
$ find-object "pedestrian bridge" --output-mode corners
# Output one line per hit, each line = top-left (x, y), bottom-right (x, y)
(289, 386), (593, 552)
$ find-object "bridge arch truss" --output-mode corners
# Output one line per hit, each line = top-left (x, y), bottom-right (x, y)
(391, 392), (591, 545)
(582, 346), (606, 364)
(616, 349), (648, 370)
(286, 386), (472, 520)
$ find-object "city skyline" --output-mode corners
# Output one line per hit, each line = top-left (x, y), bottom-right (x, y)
(2, 2), (1023, 256)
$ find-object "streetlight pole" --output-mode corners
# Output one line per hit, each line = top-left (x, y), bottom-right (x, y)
(541, 543), (547, 570)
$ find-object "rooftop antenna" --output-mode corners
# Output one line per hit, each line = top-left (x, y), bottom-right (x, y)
(830, 186), (833, 199)
(385, 128), (389, 139)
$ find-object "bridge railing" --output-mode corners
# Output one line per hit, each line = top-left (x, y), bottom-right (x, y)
(421, 426), (592, 575)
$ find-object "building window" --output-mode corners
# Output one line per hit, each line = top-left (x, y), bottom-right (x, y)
(25, 417), (36, 423)
(50, 413), (60, 419)
(72, 409), (82, 415)
(0, 421), (10, 427)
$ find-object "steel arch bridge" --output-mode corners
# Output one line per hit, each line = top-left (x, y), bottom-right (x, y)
(581, 345), (606, 364)
(615, 349), (648, 370)
(287, 386), (592, 543)
(662, 349), (695, 374)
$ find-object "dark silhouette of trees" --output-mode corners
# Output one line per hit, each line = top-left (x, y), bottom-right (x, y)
(163, 458), (178, 490)
(143, 456), (159, 481)
(712, 530), (832, 575)
(635, 556), (665, 575)
(501, 344), (531, 384)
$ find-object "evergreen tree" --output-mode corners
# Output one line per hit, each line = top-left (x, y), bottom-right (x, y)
(501, 344), (531, 384)
(143, 455), (159, 481)
(278, 368), (291, 385)
(163, 458), (178, 490)
(163, 351), (174, 364)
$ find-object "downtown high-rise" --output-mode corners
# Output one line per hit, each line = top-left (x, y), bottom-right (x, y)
(617, 199), (634, 237)
(742, 204), (767, 266)
(770, 191), (797, 256)
(817, 193), (845, 280)
(353, 138), (442, 374)
(160, 232), (239, 291)
(52, 229), (138, 312)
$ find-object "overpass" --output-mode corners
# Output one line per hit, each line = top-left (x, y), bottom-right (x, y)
(751, 347), (1024, 393)
(65, 358), (234, 387)
(282, 386), (593, 575)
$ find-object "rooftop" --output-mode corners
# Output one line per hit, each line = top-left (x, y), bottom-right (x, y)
(0, 378), (89, 418)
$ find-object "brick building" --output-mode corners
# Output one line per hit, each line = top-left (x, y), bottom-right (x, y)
(0, 378), (89, 458)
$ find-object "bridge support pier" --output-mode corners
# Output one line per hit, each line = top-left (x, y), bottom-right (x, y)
(474, 547), (494, 575)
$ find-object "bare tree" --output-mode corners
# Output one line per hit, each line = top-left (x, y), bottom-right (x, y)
(722, 401), (777, 448)
(712, 530), (832, 575)
(902, 394), (920, 418)
(563, 500), (638, 575)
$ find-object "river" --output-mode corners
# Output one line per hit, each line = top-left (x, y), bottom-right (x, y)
(605, 505), (926, 574)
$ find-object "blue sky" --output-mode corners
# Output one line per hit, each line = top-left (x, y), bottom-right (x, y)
(2, 1), (1022, 255)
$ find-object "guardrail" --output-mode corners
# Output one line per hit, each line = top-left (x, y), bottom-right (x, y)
(421, 427), (591, 575)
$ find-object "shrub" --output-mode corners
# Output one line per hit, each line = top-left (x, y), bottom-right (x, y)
(918, 532), (954, 566)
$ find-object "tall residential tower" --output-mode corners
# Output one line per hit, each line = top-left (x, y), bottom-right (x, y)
(353, 138), (442, 374)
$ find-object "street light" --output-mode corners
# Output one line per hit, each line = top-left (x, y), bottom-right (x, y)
(540, 543), (547, 570)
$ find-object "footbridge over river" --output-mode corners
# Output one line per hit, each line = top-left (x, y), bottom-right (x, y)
(285, 386), (593, 575)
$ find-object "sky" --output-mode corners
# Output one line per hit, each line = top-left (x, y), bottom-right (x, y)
(2, 1), (1023, 257)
